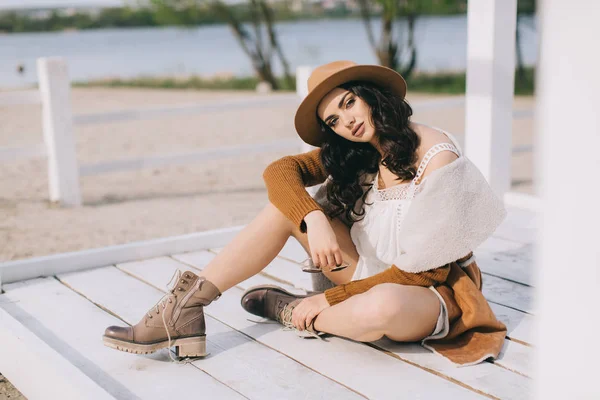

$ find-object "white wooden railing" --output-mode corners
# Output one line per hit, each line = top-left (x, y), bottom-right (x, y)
(1, 50), (536, 209)
(0, 58), (302, 207)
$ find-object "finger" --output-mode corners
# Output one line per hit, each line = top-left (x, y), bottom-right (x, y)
(305, 312), (316, 330)
(298, 313), (306, 330)
(325, 253), (336, 269)
(334, 251), (344, 266)
(316, 253), (326, 269)
(311, 253), (320, 269)
(294, 304), (306, 330)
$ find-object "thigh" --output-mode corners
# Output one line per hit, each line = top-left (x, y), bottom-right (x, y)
(367, 283), (441, 342)
(290, 215), (359, 285)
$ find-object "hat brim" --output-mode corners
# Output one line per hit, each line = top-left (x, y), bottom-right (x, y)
(294, 64), (407, 148)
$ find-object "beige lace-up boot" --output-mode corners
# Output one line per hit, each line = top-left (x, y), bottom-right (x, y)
(103, 270), (221, 358)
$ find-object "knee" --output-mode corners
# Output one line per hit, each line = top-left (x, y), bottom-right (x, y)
(356, 284), (407, 329)
(264, 202), (297, 233)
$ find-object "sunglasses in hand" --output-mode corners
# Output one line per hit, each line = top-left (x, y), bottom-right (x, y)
(300, 257), (350, 273)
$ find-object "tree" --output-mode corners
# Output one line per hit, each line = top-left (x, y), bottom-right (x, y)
(149, 0), (293, 90)
(516, 0), (536, 88)
(357, 0), (418, 78)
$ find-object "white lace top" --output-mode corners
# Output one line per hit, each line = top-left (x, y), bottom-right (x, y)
(349, 129), (462, 281)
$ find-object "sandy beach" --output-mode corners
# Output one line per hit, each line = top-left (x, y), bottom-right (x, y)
(0, 87), (535, 262)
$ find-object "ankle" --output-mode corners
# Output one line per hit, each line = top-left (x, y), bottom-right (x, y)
(193, 276), (222, 305)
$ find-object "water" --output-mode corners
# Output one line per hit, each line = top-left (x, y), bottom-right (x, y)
(0, 15), (537, 89)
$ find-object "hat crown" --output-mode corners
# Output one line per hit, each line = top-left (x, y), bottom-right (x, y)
(307, 60), (357, 92)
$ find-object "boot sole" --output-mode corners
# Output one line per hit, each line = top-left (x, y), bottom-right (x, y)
(102, 335), (207, 358)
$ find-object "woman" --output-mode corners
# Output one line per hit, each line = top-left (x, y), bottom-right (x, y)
(103, 61), (507, 366)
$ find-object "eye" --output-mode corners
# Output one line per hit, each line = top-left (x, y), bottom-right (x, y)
(328, 117), (338, 128)
(346, 98), (355, 108)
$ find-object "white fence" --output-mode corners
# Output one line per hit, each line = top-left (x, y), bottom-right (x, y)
(1, 51), (536, 209)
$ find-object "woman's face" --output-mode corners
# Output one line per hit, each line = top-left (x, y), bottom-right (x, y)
(317, 88), (377, 145)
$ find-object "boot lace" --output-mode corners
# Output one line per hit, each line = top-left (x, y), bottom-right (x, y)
(147, 269), (181, 319)
(146, 269), (196, 364)
(247, 303), (325, 341)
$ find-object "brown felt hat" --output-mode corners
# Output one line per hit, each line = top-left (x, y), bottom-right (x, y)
(294, 60), (407, 147)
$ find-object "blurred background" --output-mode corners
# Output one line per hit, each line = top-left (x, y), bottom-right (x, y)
(0, 1), (535, 396)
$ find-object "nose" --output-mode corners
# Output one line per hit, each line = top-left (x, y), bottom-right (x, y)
(341, 113), (355, 130)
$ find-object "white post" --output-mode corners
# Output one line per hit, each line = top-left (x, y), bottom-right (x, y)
(535, 1), (600, 398)
(464, 0), (517, 197)
(296, 65), (321, 196)
(37, 57), (82, 207)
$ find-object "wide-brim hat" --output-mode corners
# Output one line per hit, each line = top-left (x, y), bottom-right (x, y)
(294, 60), (407, 147)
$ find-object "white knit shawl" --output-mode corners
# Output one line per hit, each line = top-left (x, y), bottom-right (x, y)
(313, 156), (507, 273)
(385, 156), (506, 273)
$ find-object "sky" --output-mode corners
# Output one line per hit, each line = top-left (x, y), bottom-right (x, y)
(0, 0), (128, 9)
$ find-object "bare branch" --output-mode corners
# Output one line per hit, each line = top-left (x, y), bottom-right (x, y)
(259, 0), (293, 88)
(357, 0), (377, 51)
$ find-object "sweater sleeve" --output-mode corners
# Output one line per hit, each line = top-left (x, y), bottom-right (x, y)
(262, 148), (329, 233)
(324, 264), (450, 306)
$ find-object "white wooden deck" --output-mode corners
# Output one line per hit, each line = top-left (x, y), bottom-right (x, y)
(0, 206), (535, 400)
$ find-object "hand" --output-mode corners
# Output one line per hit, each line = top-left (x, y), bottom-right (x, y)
(304, 211), (344, 271)
(291, 293), (330, 331)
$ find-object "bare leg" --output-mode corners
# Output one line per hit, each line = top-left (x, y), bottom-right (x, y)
(199, 202), (437, 343)
(199, 202), (297, 292)
(313, 283), (441, 343)
(290, 217), (440, 342)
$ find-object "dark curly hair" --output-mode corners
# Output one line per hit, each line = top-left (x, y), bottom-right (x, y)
(317, 80), (420, 224)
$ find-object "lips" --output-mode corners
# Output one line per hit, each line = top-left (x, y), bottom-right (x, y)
(352, 122), (364, 136)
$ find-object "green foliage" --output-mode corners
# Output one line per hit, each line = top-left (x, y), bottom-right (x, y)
(406, 67), (534, 95)
(75, 67), (534, 95)
(75, 74), (297, 91)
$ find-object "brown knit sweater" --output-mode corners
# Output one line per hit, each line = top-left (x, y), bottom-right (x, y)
(262, 148), (329, 234)
(262, 148), (507, 366)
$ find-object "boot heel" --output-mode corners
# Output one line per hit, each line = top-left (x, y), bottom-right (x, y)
(175, 337), (207, 358)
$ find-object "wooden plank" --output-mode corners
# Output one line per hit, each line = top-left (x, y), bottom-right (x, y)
(493, 207), (537, 244)
(489, 303), (534, 345)
(217, 250), (535, 378)
(79, 139), (300, 177)
(1, 278), (244, 400)
(477, 236), (534, 286)
(209, 247), (314, 291)
(59, 264), (363, 400)
(496, 339), (534, 378)
(131, 255), (533, 398)
(276, 237), (309, 263)
(0, 226), (242, 286)
(371, 338), (531, 399)
(73, 95), (298, 125)
(0, 305), (115, 400)
(482, 273), (534, 314)
(503, 192), (541, 212)
(0, 145), (46, 162)
(234, 258), (536, 378)
(117, 257), (485, 399)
